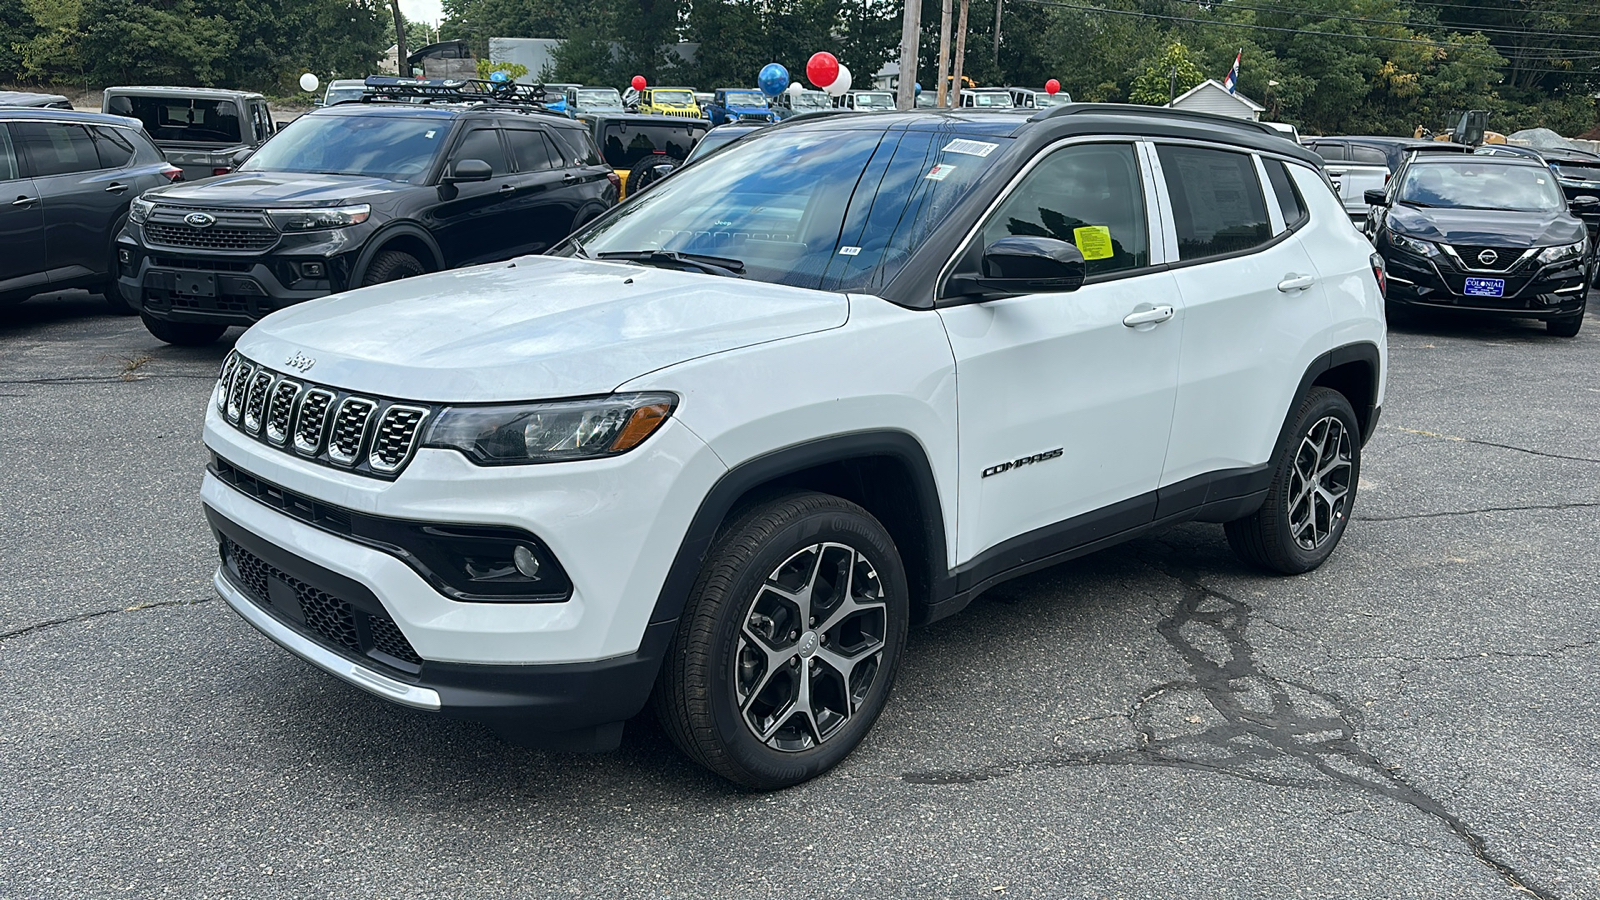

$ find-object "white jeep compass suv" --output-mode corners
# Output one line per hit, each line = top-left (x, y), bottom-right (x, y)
(202, 105), (1387, 789)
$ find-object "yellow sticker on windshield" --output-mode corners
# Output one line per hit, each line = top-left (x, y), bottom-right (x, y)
(1074, 225), (1114, 261)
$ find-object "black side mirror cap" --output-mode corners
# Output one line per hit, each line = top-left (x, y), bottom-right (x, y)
(1569, 195), (1600, 211)
(230, 148), (253, 167)
(444, 159), (493, 184)
(1364, 188), (1389, 206)
(948, 236), (1087, 298)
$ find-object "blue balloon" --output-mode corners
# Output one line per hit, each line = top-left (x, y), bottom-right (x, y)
(914, 82), (922, 95)
(758, 63), (789, 98)
(489, 70), (509, 83)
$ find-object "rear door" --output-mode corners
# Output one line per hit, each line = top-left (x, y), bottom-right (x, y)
(501, 125), (588, 254)
(12, 120), (128, 283)
(0, 123), (48, 297)
(429, 124), (523, 266)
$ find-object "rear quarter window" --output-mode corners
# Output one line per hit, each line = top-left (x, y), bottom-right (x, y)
(1156, 145), (1273, 260)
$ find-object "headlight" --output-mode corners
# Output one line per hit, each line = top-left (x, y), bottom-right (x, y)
(1388, 232), (1437, 257)
(1537, 239), (1586, 266)
(423, 393), (678, 465)
(267, 204), (371, 232)
(128, 197), (155, 224)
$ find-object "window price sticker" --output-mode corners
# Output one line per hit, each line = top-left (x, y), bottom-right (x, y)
(1073, 225), (1115, 260)
(943, 139), (998, 157)
(925, 164), (956, 181)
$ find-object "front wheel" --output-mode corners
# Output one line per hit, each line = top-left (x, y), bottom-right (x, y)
(359, 250), (425, 287)
(1226, 387), (1361, 574)
(653, 492), (909, 790)
(141, 313), (225, 346)
(1547, 295), (1585, 337)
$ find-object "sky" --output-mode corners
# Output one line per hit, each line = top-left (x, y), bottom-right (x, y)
(399, 0), (443, 25)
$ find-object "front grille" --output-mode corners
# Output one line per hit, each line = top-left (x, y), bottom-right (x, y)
(212, 352), (434, 479)
(222, 537), (423, 672)
(1443, 245), (1528, 273)
(146, 221), (277, 252)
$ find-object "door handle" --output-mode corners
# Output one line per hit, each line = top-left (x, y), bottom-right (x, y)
(12, 195), (37, 207)
(562, 172), (579, 183)
(498, 184), (516, 194)
(1278, 274), (1317, 292)
(105, 182), (129, 193)
(1122, 305), (1175, 327)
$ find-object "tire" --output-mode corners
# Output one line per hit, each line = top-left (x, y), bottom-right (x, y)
(626, 155), (681, 197)
(1225, 387), (1361, 574)
(141, 313), (225, 346)
(653, 491), (910, 790)
(1547, 295), (1585, 337)
(359, 250), (425, 287)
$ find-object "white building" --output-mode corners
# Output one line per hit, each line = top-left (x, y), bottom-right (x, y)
(1167, 79), (1264, 121)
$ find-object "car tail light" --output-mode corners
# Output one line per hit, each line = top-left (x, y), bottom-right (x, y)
(606, 171), (621, 191)
(212, 167), (232, 176)
(161, 165), (183, 183)
(1369, 252), (1387, 299)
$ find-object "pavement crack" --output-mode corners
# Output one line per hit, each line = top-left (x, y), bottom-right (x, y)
(1384, 425), (1600, 465)
(0, 598), (215, 641)
(1361, 501), (1600, 522)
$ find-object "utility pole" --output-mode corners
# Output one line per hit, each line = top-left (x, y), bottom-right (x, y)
(390, 0), (408, 77)
(895, 0), (922, 110)
(950, 0), (970, 105)
(992, 0), (1003, 65)
(936, 0), (954, 107)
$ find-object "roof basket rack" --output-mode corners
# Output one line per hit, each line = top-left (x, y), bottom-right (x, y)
(360, 75), (556, 110)
(1030, 102), (1279, 137)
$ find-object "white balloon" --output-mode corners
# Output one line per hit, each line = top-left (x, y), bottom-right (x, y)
(299, 72), (320, 93)
(788, 81), (802, 94)
(825, 65), (852, 97)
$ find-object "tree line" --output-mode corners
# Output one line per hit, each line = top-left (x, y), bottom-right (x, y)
(5, 0), (1596, 136)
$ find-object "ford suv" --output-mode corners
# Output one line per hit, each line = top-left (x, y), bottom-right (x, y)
(201, 105), (1386, 789)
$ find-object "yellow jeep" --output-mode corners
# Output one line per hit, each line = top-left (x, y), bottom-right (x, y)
(638, 87), (701, 118)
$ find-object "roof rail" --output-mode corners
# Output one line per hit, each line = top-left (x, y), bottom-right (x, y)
(1031, 102), (1280, 137)
(359, 75), (559, 112)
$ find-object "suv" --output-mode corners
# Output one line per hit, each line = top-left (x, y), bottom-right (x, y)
(577, 112), (707, 198)
(0, 91), (74, 109)
(636, 87), (701, 118)
(834, 90), (896, 111)
(103, 86), (276, 182)
(564, 86), (626, 115)
(960, 88), (1014, 109)
(704, 88), (775, 126)
(772, 89), (832, 119)
(117, 78), (618, 346)
(1006, 87), (1072, 109)
(1305, 136), (1470, 222)
(0, 108), (181, 311)
(201, 105), (1385, 789)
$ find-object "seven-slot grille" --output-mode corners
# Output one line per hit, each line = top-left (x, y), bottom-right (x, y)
(213, 352), (435, 479)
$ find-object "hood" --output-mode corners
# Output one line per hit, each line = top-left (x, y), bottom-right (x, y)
(147, 171), (412, 207)
(235, 256), (849, 402)
(1387, 204), (1585, 248)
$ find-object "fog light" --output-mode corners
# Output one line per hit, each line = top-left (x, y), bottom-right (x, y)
(300, 261), (325, 278)
(118, 248), (132, 264)
(512, 544), (541, 578)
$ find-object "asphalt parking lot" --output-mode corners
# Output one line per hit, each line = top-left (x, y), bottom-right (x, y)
(3, 292), (1597, 899)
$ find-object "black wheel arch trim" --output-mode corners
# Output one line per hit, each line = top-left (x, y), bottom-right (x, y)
(1293, 341), (1383, 448)
(351, 223), (444, 284)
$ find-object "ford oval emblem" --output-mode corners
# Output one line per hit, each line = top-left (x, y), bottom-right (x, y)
(1477, 249), (1499, 266)
(184, 212), (217, 229)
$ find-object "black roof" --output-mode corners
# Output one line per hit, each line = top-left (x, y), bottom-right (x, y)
(0, 90), (71, 107)
(0, 107), (145, 128)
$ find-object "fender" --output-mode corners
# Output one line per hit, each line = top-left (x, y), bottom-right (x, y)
(349, 223), (445, 285)
(647, 431), (949, 626)
(1286, 341), (1383, 448)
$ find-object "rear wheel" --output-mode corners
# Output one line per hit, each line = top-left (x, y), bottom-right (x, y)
(626, 155), (682, 196)
(1226, 387), (1361, 574)
(653, 492), (909, 790)
(359, 250), (424, 287)
(141, 313), (225, 346)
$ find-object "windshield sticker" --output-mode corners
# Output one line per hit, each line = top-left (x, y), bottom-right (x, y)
(424, 130), (436, 139)
(1073, 225), (1115, 261)
(838, 246), (862, 256)
(925, 164), (956, 181)
(943, 139), (998, 157)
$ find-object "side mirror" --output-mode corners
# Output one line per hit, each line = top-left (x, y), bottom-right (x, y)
(1364, 188), (1388, 206)
(948, 236), (1087, 298)
(231, 148), (253, 167)
(444, 159), (493, 184)
(1569, 195), (1599, 213)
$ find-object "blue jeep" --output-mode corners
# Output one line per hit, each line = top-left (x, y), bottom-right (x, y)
(704, 88), (775, 126)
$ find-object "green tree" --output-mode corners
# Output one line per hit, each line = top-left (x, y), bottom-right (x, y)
(14, 0), (85, 83)
(1129, 41), (1205, 105)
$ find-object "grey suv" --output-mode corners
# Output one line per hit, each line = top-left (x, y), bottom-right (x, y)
(0, 108), (181, 311)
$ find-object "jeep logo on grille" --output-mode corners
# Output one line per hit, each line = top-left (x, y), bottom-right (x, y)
(1477, 249), (1499, 266)
(285, 351), (316, 373)
(184, 212), (217, 228)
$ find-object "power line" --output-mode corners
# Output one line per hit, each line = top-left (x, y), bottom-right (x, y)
(1163, 0), (1600, 46)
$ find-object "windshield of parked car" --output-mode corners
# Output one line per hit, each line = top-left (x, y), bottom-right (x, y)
(685, 126), (756, 163)
(967, 92), (1013, 108)
(723, 90), (767, 107)
(240, 113), (448, 183)
(851, 92), (895, 110)
(652, 90), (694, 105)
(1397, 161), (1566, 212)
(577, 89), (622, 107)
(1033, 93), (1071, 108)
(564, 126), (1007, 291)
(790, 91), (831, 111)
(323, 87), (365, 106)
(112, 95), (243, 144)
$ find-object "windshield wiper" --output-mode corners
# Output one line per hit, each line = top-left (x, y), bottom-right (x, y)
(596, 250), (746, 277)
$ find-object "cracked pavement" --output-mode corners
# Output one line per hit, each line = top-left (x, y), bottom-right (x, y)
(3, 292), (1598, 898)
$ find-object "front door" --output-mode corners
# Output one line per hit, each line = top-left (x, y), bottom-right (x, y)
(0, 124), (47, 296)
(430, 125), (522, 266)
(938, 141), (1183, 564)
(12, 120), (126, 283)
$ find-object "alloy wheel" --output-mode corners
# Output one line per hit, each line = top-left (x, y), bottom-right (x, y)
(1286, 416), (1353, 551)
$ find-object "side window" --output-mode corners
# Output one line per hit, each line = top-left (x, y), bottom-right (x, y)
(979, 142), (1150, 277)
(0, 125), (18, 181)
(251, 103), (273, 143)
(505, 128), (557, 172)
(451, 127), (510, 175)
(1312, 143), (1346, 163)
(1156, 145), (1273, 260)
(91, 126), (136, 169)
(14, 122), (101, 176)
(1264, 159), (1309, 230)
(1350, 145), (1387, 166)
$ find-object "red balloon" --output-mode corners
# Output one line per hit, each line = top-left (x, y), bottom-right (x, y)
(631, 75), (647, 91)
(806, 52), (840, 89)
(1045, 79), (1061, 95)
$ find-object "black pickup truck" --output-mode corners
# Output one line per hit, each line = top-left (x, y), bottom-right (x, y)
(103, 86), (277, 181)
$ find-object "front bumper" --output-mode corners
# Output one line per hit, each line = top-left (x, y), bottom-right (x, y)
(1381, 243), (1589, 318)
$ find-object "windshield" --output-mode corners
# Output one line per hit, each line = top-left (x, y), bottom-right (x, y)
(792, 91), (831, 110)
(112, 96), (242, 144)
(323, 88), (364, 106)
(241, 113), (448, 183)
(967, 92), (1013, 108)
(565, 126), (1006, 291)
(724, 91), (767, 107)
(1397, 161), (1566, 212)
(577, 89), (622, 107)
(852, 92), (895, 110)
(652, 90), (694, 105)
(685, 127), (753, 164)
(1033, 93), (1071, 108)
